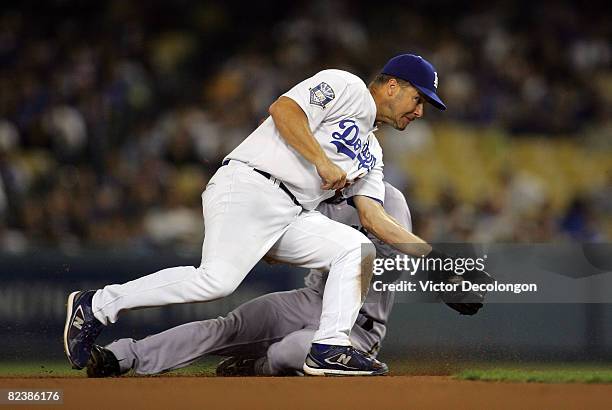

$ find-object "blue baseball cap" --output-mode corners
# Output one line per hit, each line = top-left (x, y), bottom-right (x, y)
(381, 54), (446, 110)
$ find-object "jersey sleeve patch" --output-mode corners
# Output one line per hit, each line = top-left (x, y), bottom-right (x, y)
(309, 82), (335, 108)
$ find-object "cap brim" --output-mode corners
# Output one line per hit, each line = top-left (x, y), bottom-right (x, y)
(413, 85), (446, 110)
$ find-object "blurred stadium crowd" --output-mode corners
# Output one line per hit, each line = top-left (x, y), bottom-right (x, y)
(0, 0), (610, 253)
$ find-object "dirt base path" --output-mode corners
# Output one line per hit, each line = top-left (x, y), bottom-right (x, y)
(2, 376), (610, 410)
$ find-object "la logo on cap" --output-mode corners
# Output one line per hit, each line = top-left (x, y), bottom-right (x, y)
(433, 72), (438, 89)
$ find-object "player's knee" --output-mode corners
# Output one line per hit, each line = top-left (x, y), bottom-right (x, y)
(342, 235), (375, 267)
(194, 265), (242, 299)
(356, 242), (376, 298)
(212, 280), (241, 298)
(268, 332), (313, 374)
(362, 239), (376, 264)
(210, 286), (234, 299)
(335, 235), (375, 297)
(267, 342), (294, 372)
(360, 240), (376, 264)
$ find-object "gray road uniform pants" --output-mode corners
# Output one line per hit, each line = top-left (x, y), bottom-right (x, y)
(107, 182), (412, 375)
(107, 284), (390, 375)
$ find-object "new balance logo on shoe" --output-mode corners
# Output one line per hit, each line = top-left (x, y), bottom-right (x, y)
(304, 344), (389, 376)
(324, 354), (357, 369)
(337, 354), (351, 365)
(73, 306), (84, 330)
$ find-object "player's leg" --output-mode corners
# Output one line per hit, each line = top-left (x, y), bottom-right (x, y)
(257, 317), (382, 376)
(92, 164), (299, 323)
(260, 328), (316, 375)
(65, 162), (301, 369)
(267, 211), (386, 375)
(268, 211), (375, 346)
(89, 288), (322, 376)
(249, 320), (383, 376)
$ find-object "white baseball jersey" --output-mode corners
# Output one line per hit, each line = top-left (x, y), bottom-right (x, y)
(226, 69), (383, 210)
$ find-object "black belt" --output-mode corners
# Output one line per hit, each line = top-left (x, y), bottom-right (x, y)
(221, 159), (301, 207)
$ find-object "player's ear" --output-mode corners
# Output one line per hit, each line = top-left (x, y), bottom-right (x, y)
(387, 78), (398, 97)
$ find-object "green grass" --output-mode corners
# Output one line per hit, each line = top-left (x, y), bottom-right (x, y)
(0, 362), (77, 377)
(0, 360), (218, 378)
(2, 360), (612, 383)
(0, 359), (459, 378)
(456, 365), (612, 384)
(387, 359), (462, 376)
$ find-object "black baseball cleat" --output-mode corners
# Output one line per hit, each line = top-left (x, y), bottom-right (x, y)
(63, 290), (105, 369)
(303, 343), (388, 376)
(87, 345), (123, 378)
(216, 357), (257, 376)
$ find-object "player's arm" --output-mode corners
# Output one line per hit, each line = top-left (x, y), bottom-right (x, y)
(269, 96), (346, 190)
(355, 194), (489, 315)
(353, 195), (432, 257)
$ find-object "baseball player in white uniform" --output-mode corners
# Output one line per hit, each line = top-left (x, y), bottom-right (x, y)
(65, 54), (448, 376)
(85, 182), (485, 377)
(85, 182), (412, 377)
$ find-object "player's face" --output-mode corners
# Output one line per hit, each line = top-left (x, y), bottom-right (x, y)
(389, 85), (425, 130)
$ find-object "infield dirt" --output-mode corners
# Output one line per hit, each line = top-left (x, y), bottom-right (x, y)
(2, 376), (611, 410)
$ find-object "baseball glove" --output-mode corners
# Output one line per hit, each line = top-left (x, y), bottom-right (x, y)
(425, 250), (493, 316)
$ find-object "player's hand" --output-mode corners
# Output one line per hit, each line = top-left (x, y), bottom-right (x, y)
(441, 267), (492, 315)
(316, 159), (347, 191)
(445, 302), (483, 315)
(424, 249), (493, 316)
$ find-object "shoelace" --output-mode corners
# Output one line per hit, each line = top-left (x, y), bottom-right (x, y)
(80, 318), (104, 351)
(345, 346), (378, 364)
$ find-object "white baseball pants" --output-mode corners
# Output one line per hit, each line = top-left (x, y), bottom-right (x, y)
(92, 161), (375, 345)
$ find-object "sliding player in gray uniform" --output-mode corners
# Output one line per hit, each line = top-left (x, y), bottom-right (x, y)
(86, 182), (482, 377)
